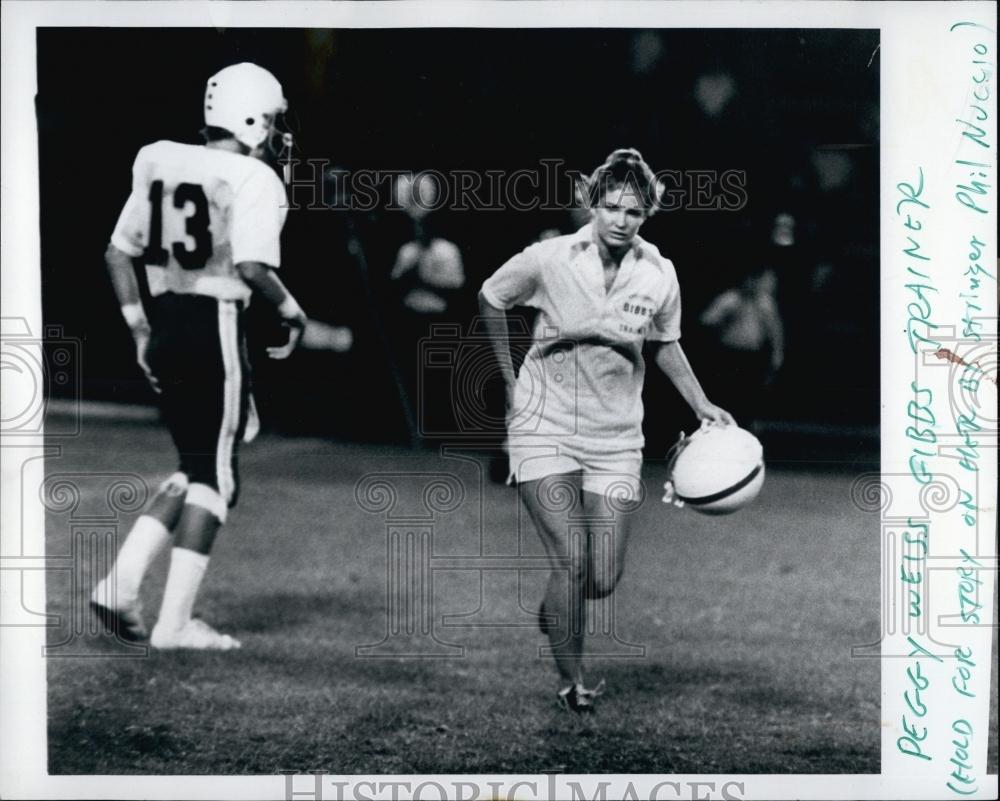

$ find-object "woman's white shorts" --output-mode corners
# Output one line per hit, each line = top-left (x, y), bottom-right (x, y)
(506, 436), (643, 502)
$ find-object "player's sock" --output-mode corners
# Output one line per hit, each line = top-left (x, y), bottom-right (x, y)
(93, 514), (170, 607)
(156, 547), (210, 632)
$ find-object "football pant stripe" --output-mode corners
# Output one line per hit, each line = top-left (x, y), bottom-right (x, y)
(215, 300), (240, 505)
(186, 482), (228, 523)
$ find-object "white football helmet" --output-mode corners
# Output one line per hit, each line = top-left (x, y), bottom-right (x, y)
(204, 63), (288, 151)
(662, 423), (765, 515)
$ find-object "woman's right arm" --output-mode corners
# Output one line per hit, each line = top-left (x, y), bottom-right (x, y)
(478, 292), (517, 413)
(479, 244), (541, 415)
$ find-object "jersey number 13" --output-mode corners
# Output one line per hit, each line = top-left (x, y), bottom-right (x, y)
(143, 180), (212, 271)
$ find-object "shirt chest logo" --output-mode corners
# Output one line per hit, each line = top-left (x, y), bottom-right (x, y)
(622, 300), (653, 317)
(621, 294), (657, 318)
(619, 294), (658, 335)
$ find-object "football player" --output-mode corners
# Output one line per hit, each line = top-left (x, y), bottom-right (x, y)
(90, 63), (307, 650)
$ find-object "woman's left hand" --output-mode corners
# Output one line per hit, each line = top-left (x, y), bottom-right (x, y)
(695, 402), (736, 427)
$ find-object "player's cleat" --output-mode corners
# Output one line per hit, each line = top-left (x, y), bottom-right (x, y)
(150, 618), (242, 651)
(557, 679), (606, 714)
(89, 599), (148, 642)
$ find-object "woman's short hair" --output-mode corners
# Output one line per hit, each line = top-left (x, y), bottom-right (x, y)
(584, 148), (663, 215)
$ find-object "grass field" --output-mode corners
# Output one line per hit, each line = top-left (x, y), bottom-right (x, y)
(41, 416), (990, 775)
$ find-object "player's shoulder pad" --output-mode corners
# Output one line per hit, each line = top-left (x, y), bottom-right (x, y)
(132, 140), (179, 172)
(135, 139), (187, 162)
(235, 156), (286, 200)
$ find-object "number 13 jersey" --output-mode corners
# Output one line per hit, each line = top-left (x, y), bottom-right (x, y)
(110, 140), (288, 302)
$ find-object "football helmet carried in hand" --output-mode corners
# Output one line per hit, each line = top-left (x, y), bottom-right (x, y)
(662, 423), (765, 515)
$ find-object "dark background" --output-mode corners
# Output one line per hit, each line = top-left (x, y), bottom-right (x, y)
(37, 28), (879, 459)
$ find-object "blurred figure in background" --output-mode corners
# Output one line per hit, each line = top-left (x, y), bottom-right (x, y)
(389, 173), (466, 439)
(662, 63), (756, 304)
(390, 230), (465, 317)
(699, 262), (784, 432)
(693, 68), (738, 121)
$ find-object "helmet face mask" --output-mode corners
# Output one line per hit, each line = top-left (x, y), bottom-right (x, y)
(249, 111), (296, 182)
(260, 112), (294, 158)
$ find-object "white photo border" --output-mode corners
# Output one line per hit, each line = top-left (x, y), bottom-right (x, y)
(1, 1), (996, 799)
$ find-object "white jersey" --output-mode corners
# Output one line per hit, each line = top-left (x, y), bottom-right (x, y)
(110, 140), (287, 301)
(481, 223), (682, 451)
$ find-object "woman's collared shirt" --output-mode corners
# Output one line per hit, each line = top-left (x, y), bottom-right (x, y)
(481, 223), (681, 451)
